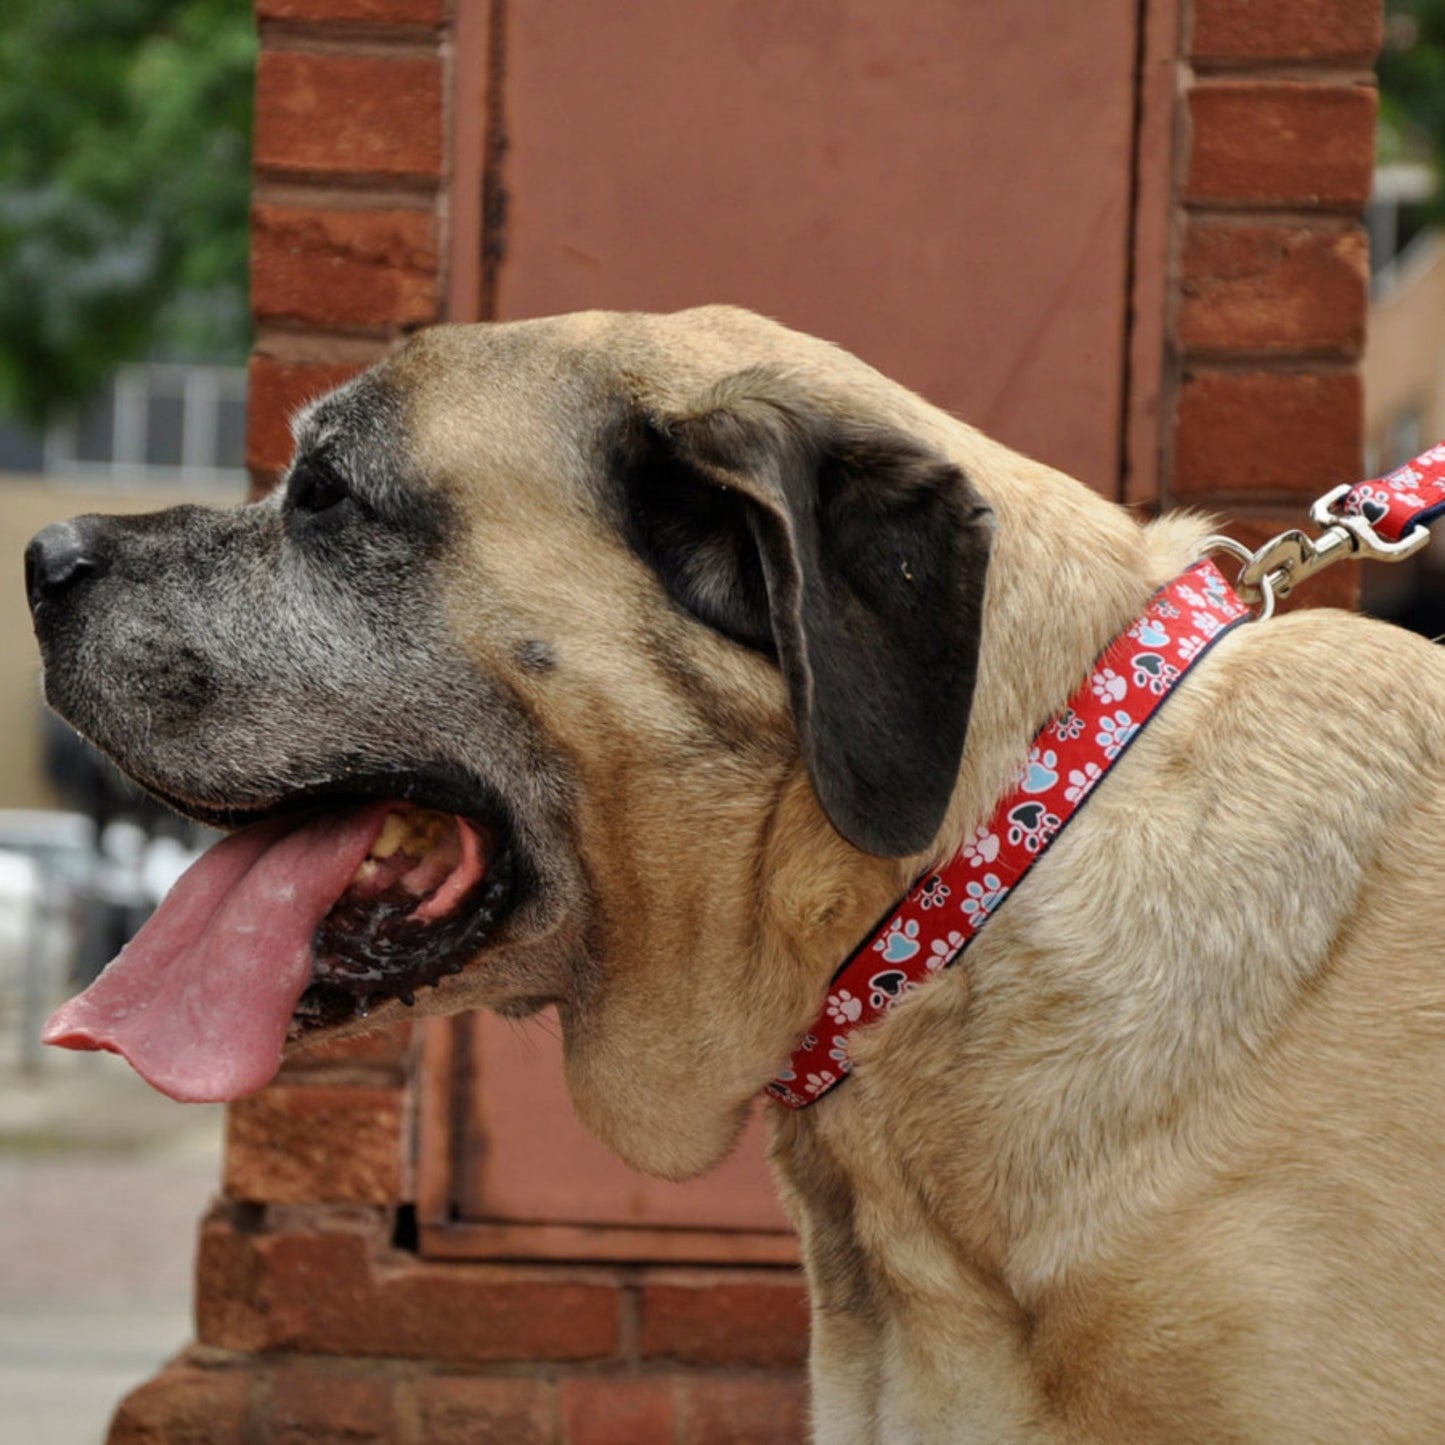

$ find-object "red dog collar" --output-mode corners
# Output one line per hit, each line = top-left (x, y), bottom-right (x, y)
(766, 558), (1251, 1109)
(768, 442), (1445, 1110)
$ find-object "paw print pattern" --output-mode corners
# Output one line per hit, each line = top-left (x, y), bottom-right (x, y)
(873, 917), (920, 963)
(1096, 711), (1138, 760)
(961, 873), (1008, 923)
(1091, 668), (1127, 703)
(768, 557), (1252, 1110)
(1129, 617), (1170, 648)
(1006, 802), (1062, 853)
(1052, 708), (1086, 741)
(963, 826), (1001, 867)
(918, 875), (951, 910)
(1130, 652), (1180, 696)
(927, 931), (965, 971)
(1201, 570), (1231, 605)
(1345, 484), (1393, 525)
(867, 969), (914, 1011)
(1064, 762), (1101, 803)
(1018, 747), (1059, 794)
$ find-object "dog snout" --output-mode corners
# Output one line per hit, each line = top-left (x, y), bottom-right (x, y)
(25, 519), (110, 615)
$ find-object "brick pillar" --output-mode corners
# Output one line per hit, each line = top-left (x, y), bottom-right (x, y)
(1162, 0), (1382, 608)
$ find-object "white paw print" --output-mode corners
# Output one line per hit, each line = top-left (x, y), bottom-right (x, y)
(804, 1070), (836, 1096)
(1091, 668), (1127, 703)
(826, 989), (863, 1025)
(1064, 762), (1101, 803)
(962, 825), (1000, 866)
(927, 931), (965, 971)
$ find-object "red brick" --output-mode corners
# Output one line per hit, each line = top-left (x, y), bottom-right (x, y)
(193, 1213), (253, 1339)
(247, 355), (369, 478)
(413, 1376), (554, 1445)
(252, 203), (439, 330)
(679, 1376), (810, 1445)
(107, 1359), (250, 1445)
(224, 1083), (408, 1205)
(639, 1270), (809, 1368)
(257, 0), (445, 23)
(196, 1212), (372, 1354)
(1186, 82), (1376, 208)
(255, 52), (443, 179)
(1215, 512), (1362, 613)
(1177, 223), (1367, 357)
(263, 1367), (398, 1444)
(560, 1377), (676, 1445)
(197, 1215), (623, 1362)
(1190, 0), (1382, 62)
(1173, 370), (1363, 500)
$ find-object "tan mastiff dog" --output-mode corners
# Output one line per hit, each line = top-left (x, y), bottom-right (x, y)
(28, 308), (1445, 1442)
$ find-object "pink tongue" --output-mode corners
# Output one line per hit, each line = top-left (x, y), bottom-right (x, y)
(42, 802), (392, 1103)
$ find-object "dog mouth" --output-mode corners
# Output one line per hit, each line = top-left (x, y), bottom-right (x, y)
(296, 801), (516, 1031)
(42, 772), (524, 1102)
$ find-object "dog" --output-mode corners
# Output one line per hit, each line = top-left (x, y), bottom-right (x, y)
(27, 307), (1445, 1442)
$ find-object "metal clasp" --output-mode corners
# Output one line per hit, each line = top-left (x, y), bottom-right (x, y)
(1203, 482), (1432, 622)
(1308, 484), (1434, 563)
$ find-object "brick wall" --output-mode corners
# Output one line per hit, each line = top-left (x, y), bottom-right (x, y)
(244, 0), (449, 493)
(1164, 0), (1381, 610)
(107, 1), (1380, 1440)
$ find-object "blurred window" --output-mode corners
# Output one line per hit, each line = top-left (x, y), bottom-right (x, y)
(29, 363), (246, 488)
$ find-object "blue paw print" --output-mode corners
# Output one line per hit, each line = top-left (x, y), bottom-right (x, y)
(1021, 747), (1059, 795)
(875, 917), (921, 963)
(961, 873), (1007, 922)
(1096, 710), (1138, 759)
(1134, 619), (1169, 647)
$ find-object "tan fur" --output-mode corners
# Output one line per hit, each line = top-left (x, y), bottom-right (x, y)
(344, 309), (1445, 1440)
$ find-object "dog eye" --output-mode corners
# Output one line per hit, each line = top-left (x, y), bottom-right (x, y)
(289, 461), (355, 516)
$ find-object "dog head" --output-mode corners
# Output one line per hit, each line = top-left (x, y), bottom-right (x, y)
(28, 307), (992, 1174)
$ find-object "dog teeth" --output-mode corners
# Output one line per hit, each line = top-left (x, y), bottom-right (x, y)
(381, 807), (450, 857)
(353, 807), (458, 886)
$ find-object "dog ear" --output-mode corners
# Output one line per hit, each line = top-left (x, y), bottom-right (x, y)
(620, 369), (993, 858)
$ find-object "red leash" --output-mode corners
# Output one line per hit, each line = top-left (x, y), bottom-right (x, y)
(767, 449), (1444, 1110)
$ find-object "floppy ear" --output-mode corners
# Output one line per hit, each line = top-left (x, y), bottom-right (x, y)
(620, 368), (993, 858)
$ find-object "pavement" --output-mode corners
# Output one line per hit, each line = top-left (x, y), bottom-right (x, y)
(0, 1025), (225, 1444)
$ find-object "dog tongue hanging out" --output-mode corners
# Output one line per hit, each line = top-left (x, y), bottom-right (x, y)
(43, 804), (499, 1101)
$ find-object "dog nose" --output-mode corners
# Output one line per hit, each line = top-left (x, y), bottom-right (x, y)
(25, 520), (110, 610)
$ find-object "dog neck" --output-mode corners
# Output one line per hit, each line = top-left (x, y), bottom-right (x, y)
(938, 441), (1214, 865)
(767, 554), (1251, 1108)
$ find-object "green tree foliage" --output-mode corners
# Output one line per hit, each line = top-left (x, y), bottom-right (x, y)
(0, 0), (255, 424)
(1379, 0), (1445, 177)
